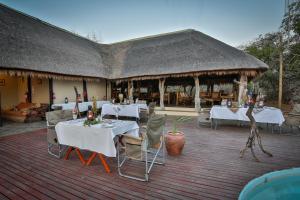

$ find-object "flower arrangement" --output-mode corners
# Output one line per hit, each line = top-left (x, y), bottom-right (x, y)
(83, 118), (101, 127)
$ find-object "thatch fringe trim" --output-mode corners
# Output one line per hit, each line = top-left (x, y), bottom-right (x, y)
(0, 68), (104, 82)
(114, 69), (262, 84)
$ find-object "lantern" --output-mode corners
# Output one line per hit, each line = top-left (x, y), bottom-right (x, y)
(87, 105), (94, 121)
(226, 99), (232, 107)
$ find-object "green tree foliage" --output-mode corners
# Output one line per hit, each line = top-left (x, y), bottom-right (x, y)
(243, 1), (300, 103)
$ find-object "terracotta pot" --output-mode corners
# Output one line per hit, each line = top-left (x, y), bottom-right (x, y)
(165, 131), (185, 156)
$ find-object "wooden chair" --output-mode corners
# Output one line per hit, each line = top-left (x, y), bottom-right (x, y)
(198, 108), (211, 127)
(285, 104), (300, 132)
(177, 92), (192, 106)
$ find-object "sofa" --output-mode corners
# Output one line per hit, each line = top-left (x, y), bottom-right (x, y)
(2, 102), (49, 123)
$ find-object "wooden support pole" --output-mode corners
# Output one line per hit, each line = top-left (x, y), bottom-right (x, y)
(27, 76), (32, 103)
(105, 79), (108, 100)
(159, 78), (165, 110)
(83, 80), (88, 102)
(128, 80), (133, 101)
(278, 34), (283, 109)
(49, 78), (53, 110)
(0, 92), (2, 127)
(194, 76), (201, 112)
(238, 75), (247, 105)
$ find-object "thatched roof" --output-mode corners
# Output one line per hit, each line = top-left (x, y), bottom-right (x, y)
(0, 3), (110, 79)
(108, 30), (268, 81)
(0, 3), (268, 81)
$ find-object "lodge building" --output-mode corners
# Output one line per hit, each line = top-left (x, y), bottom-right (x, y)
(0, 3), (268, 122)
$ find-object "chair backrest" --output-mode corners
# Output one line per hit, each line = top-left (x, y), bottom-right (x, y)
(46, 110), (73, 126)
(291, 104), (300, 114)
(148, 102), (156, 116)
(146, 114), (166, 148)
(212, 92), (220, 98)
(137, 100), (147, 104)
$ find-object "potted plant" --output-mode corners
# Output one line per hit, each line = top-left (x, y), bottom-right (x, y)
(165, 116), (191, 156)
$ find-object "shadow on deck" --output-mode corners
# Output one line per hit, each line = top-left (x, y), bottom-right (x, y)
(0, 117), (300, 199)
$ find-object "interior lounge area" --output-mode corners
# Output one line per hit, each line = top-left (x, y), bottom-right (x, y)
(111, 74), (241, 108)
(0, 74), (49, 123)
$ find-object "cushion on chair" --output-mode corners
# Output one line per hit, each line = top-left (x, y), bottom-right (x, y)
(291, 104), (300, 114)
(146, 114), (166, 148)
(46, 110), (73, 126)
(47, 128), (59, 145)
(148, 102), (156, 116)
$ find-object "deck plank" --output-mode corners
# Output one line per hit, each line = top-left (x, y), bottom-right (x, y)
(0, 118), (300, 199)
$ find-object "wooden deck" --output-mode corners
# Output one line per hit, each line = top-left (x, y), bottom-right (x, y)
(0, 118), (300, 199)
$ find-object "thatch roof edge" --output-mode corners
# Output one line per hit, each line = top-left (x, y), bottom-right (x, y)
(0, 68), (105, 82)
(113, 68), (263, 83)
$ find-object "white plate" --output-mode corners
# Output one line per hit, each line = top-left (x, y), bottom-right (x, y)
(102, 124), (114, 128)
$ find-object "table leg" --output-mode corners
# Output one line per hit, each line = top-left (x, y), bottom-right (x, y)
(279, 126), (282, 134)
(64, 146), (86, 165)
(214, 119), (218, 130)
(75, 148), (86, 165)
(64, 147), (74, 160)
(86, 152), (97, 166)
(98, 154), (111, 173)
(86, 152), (111, 173)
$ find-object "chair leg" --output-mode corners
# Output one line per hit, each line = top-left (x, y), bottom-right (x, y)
(48, 143), (61, 158)
(117, 143), (149, 181)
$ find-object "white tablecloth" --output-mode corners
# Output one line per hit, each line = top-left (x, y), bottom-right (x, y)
(210, 106), (285, 125)
(55, 119), (139, 157)
(51, 101), (110, 112)
(101, 103), (147, 119)
(135, 103), (148, 110)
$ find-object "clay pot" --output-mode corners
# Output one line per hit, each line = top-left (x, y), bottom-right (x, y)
(165, 131), (185, 156)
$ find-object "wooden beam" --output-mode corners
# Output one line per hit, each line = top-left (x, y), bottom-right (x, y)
(278, 34), (283, 109)
(194, 76), (201, 112)
(105, 79), (108, 100)
(27, 76), (32, 103)
(238, 75), (247, 105)
(127, 80), (133, 100)
(49, 78), (53, 109)
(0, 92), (2, 127)
(159, 78), (165, 110)
(83, 80), (88, 102)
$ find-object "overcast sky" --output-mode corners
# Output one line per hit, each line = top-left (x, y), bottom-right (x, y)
(0, 0), (285, 47)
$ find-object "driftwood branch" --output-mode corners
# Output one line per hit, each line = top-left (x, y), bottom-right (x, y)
(240, 97), (272, 162)
(74, 86), (81, 118)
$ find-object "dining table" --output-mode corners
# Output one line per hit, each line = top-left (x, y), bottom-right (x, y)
(101, 103), (148, 119)
(51, 101), (110, 112)
(55, 118), (139, 172)
(210, 106), (285, 131)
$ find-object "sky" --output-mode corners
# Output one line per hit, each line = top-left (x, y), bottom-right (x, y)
(0, 0), (285, 47)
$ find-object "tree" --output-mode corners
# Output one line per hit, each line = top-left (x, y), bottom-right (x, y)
(243, 1), (300, 103)
(86, 31), (102, 43)
(243, 33), (281, 101)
